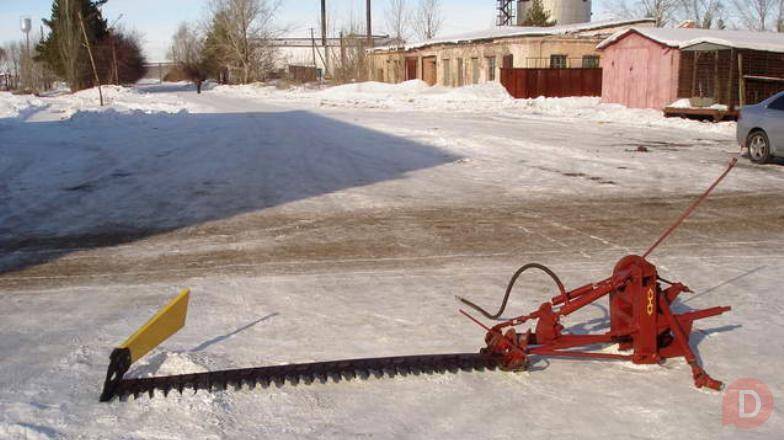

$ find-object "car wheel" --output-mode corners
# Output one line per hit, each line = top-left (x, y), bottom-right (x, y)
(747, 130), (772, 164)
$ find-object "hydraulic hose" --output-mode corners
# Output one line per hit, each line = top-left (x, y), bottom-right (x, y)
(458, 263), (566, 320)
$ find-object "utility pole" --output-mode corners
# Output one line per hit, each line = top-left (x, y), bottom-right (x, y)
(321, 0), (329, 77)
(366, 0), (372, 47)
(310, 27), (317, 68)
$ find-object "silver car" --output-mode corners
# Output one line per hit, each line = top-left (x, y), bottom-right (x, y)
(738, 91), (784, 164)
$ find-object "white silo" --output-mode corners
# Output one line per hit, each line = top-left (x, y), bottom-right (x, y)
(517, 0), (592, 26)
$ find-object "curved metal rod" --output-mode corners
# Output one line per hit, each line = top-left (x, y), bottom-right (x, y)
(458, 263), (566, 320)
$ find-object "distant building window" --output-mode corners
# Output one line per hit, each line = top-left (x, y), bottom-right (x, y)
(486, 56), (497, 81)
(457, 58), (464, 86)
(550, 54), (567, 69)
(471, 58), (480, 84)
(582, 55), (600, 68)
(442, 59), (451, 86)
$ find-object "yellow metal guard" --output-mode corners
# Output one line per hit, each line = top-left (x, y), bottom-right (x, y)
(100, 289), (190, 401)
(120, 288), (190, 362)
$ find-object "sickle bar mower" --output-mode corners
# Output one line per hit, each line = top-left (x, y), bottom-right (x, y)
(459, 255), (730, 390)
(99, 158), (738, 401)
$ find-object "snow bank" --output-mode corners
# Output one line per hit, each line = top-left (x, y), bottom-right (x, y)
(320, 80), (432, 96)
(210, 80), (513, 107)
(440, 82), (514, 101)
(0, 92), (46, 121)
(317, 80), (512, 104)
(0, 85), (201, 124)
(515, 96), (734, 135)
(208, 81), (734, 135)
(60, 85), (200, 117)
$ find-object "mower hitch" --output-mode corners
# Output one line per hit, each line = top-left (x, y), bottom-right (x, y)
(464, 255), (730, 390)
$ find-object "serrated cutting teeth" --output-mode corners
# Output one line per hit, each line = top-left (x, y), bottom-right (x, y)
(111, 353), (500, 400)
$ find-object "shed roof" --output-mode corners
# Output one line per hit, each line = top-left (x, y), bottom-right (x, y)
(597, 27), (784, 53)
(370, 18), (656, 53)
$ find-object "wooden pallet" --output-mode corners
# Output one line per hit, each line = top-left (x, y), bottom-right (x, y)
(663, 106), (739, 122)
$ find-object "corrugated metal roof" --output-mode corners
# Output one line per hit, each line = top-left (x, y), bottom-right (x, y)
(597, 27), (784, 53)
(370, 18), (656, 53)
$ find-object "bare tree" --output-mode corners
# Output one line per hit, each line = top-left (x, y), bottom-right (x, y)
(778, 0), (784, 30)
(611, 0), (679, 26)
(55, 0), (88, 91)
(332, 14), (371, 83)
(169, 23), (208, 92)
(732, 0), (775, 30)
(678, 0), (724, 27)
(385, 0), (410, 43)
(0, 46), (6, 89)
(3, 42), (23, 89)
(207, 0), (282, 84)
(1, 34), (57, 92)
(413, 0), (443, 40)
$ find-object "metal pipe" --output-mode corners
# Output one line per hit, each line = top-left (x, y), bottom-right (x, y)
(556, 281), (615, 316)
(642, 156), (738, 259)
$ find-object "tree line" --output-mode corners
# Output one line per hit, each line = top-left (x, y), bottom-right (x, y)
(168, 0), (282, 92)
(384, 0), (444, 43)
(1, 0), (147, 94)
(611, 0), (784, 30)
(167, 0), (449, 88)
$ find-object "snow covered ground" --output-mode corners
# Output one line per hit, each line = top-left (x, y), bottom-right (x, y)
(1, 81), (782, 439)
(210, 80), (737, 136)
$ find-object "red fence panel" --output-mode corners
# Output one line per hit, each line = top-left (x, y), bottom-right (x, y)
(500, 68), (603, 99)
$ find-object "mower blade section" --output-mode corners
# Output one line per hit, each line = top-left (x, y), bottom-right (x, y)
(109, 353), (499, 401)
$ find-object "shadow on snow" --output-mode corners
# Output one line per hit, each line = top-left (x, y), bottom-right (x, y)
(0, 109), (461, 275)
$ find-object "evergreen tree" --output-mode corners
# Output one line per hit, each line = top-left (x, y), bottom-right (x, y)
(521, 0), (556, 27)
(37, 0), (109, 91)
(201, 14), (231, 83)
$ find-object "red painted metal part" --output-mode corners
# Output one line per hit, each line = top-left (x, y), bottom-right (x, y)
(500, 68), (603, 99)
(464, 254), (730, 390)
(461, 155), (738, 391)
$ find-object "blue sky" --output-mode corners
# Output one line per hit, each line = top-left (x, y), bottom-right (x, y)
(1, 0), (614, 62)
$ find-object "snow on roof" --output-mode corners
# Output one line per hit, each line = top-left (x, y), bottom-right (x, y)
(597, 27), (784, 53)
(370, 18), (656, 52)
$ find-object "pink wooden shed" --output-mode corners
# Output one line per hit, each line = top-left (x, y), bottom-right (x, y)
(597, 30), (681, 110)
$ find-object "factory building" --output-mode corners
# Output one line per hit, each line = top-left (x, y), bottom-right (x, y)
(368, 19), (654, 87)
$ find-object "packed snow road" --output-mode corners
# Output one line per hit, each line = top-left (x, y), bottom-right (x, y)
(1, 83), (782, 439)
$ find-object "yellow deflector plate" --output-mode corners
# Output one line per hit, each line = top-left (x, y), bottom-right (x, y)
(120, 289), (190, 363)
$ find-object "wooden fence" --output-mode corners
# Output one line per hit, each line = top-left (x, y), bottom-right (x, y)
(288, 65), (320, 83)
(500, 68), (603, 99)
